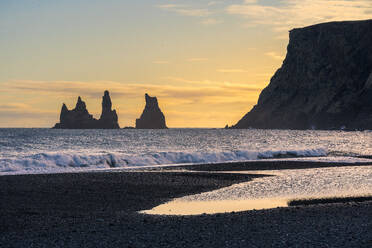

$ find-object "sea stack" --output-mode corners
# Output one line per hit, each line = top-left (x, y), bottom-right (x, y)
(136, 93), (167, 129)
(233, 20), (372, 130)
(53, 91), (120, 129)
(99, 91), (120, 129)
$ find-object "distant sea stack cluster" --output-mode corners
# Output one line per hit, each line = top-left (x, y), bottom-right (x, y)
(234, 20), (372, 130)
(54, 91), (167, 129)
(54, 91), (119, 129)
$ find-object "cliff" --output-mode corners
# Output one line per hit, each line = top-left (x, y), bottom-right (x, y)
(136, 94), (167, 129)
(234, 20), (372, 130)
(54, 90), (120, 129)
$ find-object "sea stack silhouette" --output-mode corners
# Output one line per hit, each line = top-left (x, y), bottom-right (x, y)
(233, 20), (372, 130)
(54, 90), (120, 129)
(136, 93), (167, 129)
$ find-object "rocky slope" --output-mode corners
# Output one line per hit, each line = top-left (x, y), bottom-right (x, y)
(136, 94), (167, 129)
(234, 20), (372, 130)
(54, 91), (120, 129)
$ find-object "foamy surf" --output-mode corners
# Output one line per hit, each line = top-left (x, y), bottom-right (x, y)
(1, 128), (372, 175)
(0, 148), (330, 175)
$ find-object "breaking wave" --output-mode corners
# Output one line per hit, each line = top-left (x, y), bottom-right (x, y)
(0, 148), (328, 174)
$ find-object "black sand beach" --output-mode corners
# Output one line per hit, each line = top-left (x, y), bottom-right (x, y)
(0, 161), (371, 247)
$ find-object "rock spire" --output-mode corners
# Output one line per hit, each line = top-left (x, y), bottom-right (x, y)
(54, 90), (120, 129)
(136, 93), (167, 129)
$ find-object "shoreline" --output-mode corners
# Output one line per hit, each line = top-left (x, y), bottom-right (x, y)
(152, 159), (372, 172)
(1, 162), (371, 247)
(2, 158), (372, 177)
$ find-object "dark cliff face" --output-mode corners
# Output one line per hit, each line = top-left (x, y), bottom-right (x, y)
(54, 91), (120, 129)
(136, 94), (167, 129)
(234, 20), (372, 130)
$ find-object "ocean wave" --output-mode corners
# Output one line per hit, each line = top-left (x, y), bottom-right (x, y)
(0, 148), (328, 174)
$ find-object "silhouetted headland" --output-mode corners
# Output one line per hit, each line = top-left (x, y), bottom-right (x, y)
(234, 20), (372, 130)
(54, 90), (120, 129)
(136, 93), (167, 129)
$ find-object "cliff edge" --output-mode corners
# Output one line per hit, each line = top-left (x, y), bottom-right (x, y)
(234, 20), (372, 130)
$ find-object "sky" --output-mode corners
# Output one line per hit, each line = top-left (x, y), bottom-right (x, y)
(1, 0), (371, 128)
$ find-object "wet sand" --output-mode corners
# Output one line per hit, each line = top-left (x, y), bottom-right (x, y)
(158, 160), (372, 171)
(0, 161), (371, 247)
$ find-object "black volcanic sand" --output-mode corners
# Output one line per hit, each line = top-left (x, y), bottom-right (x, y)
(1, 162), (371, 248)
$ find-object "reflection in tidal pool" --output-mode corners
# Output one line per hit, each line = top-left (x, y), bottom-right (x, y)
(141, 198), (288, 215)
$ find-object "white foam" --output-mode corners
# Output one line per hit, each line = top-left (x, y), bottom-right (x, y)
(0, 148), (329, 175)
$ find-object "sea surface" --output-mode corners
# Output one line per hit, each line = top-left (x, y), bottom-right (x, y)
(0, 128), (372, 175)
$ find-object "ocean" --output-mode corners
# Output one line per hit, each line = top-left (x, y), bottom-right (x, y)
(0, 128), (372, 175)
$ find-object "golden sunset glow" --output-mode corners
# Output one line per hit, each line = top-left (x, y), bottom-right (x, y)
(1, 0), (371, 127)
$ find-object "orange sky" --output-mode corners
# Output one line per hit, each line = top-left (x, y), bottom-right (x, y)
(1, 0), (371, 127)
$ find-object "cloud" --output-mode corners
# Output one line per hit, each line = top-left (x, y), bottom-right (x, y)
(1, 79), (262, 103)
(207, 1), (218, 6)
(187, 58), (209, 62)
(0, 103), (30, 110)
(158, 4), (211, 17)
(265, 52), (285, 61)
(162, 76), (262, 89)
(1, 80), (129, 99)
(0, 102), (55, 127)
(157, 2), (227, 27)
(153, 60), (170, 64)
(2, 78), (259, 97)
(217, 69), (248, 73)
(227, 0), (372, 35)
(201, 18), (222, 26)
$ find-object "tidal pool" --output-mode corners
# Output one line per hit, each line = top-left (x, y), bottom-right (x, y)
(141, 198), (288, 215)
(141, 165), (372, 216)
